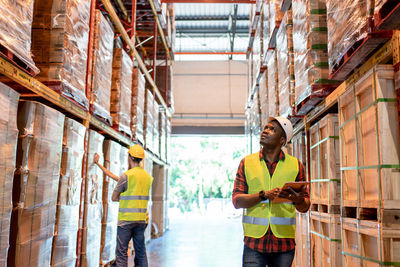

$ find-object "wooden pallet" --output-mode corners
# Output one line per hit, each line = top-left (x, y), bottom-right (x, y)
(111, 123), (133, 138)
(310, 212), (342, 267)
(342, 217), (400, 266)
(340, 65), (400, 209)
(0, 43), (37, 77)
(309, 114), (341, 208)
(295, 211), (311, 267)
(295, 84), (339, 116)
(329, 31), (392, 81)
(311, 203), (340, 215)
(375, 0), (400, 30)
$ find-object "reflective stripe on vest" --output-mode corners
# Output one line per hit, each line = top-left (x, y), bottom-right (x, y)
(120, 195), (150, 200)
(243, 152), (299, 239)
(118, 167), (153, 222)
(243, 216), (296, 226)
(243, 216), (269, 226)
(119, 208), (148, 213)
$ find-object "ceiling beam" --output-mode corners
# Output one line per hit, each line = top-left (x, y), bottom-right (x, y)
(162, 0), (255, 3)
(175, 51), (246, 55)
(175, 16), (249, 21)
(176, 28), (248, 34)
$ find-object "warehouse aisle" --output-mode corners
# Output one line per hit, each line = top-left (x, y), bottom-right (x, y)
(130, 212), (243, 267)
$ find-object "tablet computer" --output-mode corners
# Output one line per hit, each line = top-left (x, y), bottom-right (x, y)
(281, 181), (310, 191)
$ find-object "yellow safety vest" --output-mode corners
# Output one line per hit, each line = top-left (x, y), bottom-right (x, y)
(118, 167), (153, 221)
(243, 152), (299, 238)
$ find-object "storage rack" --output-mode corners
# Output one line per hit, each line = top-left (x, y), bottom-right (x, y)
(246, 1), (400, 266)
(0, 0), (173, 265)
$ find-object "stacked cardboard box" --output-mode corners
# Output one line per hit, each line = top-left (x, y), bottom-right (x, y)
(0, 83), (19, 266)
(160, 110), (167, 162)
(81, 130), (104, 267)
(153, 101), (160, 157)
(267, 50), (279, 117)
(269, 0), (284, 39)
(326, 0), (375, 77)
(31, 0), (91, 108)
(258, 71), (268, 127)
(10, 101), (65, 266)
(101, 140), (125, 265)
(261, 1), (270, 59)
(0, 0), (38, 74)
(145, 89), (155, 153)
(132, 68), (145, 144)
(249, 94), (261, 153)
(152, 165), (167, 236)
(253, 23), (262, 86)
(143, 154), (153, 243)
(293, 0), (338, 109)
(51, 118), (86, 267)
(156, 65), (174, 111)
(339, 65), (400, 265)
(91, 10), (114, 123)
(277, 10), (295, 118)
(111, 48), (133, 136)
(166, 119), (172, 163)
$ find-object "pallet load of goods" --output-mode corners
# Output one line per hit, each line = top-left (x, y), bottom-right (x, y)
(247, 0), (400, 266)
(0, 0), (173, 266)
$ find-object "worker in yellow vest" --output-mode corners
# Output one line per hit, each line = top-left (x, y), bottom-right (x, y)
(232, 117), (310, 267)
(94, 144), (153, 267)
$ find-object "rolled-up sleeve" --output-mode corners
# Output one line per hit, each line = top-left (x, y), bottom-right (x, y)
(112, 174), (127, 202)
(232, 158), (248, 207)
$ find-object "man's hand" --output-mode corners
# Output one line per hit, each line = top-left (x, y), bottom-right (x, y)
(279, 186), (306, 204)
(93, 153), (100, 163)
(264, 188), (281, 201)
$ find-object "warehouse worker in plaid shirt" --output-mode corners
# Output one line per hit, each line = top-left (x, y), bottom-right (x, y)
(232, 116), (310, 267)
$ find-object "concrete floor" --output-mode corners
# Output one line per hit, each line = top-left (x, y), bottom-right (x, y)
(129, 213), (243, 267)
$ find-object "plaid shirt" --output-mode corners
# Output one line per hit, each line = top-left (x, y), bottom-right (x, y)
(232, 150), (308, 253)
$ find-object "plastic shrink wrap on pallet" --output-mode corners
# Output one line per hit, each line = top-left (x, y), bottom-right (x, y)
(326, 0), (374, 76)
(277, 11), (294, 118)
(166, 119), (171, 162)
(250, 93), (261, 154)
(51, 118), (86, 267)
(258, 71), (269, 128)
(101, 141), (127, 265)
(0, 0), (39, 74)
(269, 0), (285, 37)
(111, 48), (133, 136)
(91, 10), (114, 123)
(0, 83), (19, 267)
(31, 0), (91, 109)
(160, 110), (167, 161)
(81, 130), (104, 267)
(262, 1), (270, 57)
(145, 89), (155, 153)
(156, 65), (174, 112)
(267, 50), (279, 117)
(293, 0), (337, 105)
(153, 102), (160, 157)
(9, 101), (64, 267)
(132, 68), (145, 144)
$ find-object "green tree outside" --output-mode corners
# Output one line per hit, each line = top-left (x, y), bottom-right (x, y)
(169, 136), (246, 213)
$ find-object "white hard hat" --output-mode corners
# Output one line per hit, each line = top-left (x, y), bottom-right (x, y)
(268, 116), (293, 145)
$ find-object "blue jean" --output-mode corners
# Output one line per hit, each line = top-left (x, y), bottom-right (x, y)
(242, 245), (295, 267)
(111, 223), (148, 267)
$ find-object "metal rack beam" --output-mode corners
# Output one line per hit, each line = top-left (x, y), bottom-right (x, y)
(148, 0), (172, 62)
(101, 0), (172, 117)
(161, 0), (256, 3)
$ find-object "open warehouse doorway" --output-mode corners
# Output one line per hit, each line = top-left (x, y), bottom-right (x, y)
(146, 135), (247, 266)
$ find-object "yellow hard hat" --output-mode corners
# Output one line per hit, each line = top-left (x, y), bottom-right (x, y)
(128, 144), (145, 159)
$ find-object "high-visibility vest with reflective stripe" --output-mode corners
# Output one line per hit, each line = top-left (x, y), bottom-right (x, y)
(118, 167), (153, 221)
(243, 152), (299, 238)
